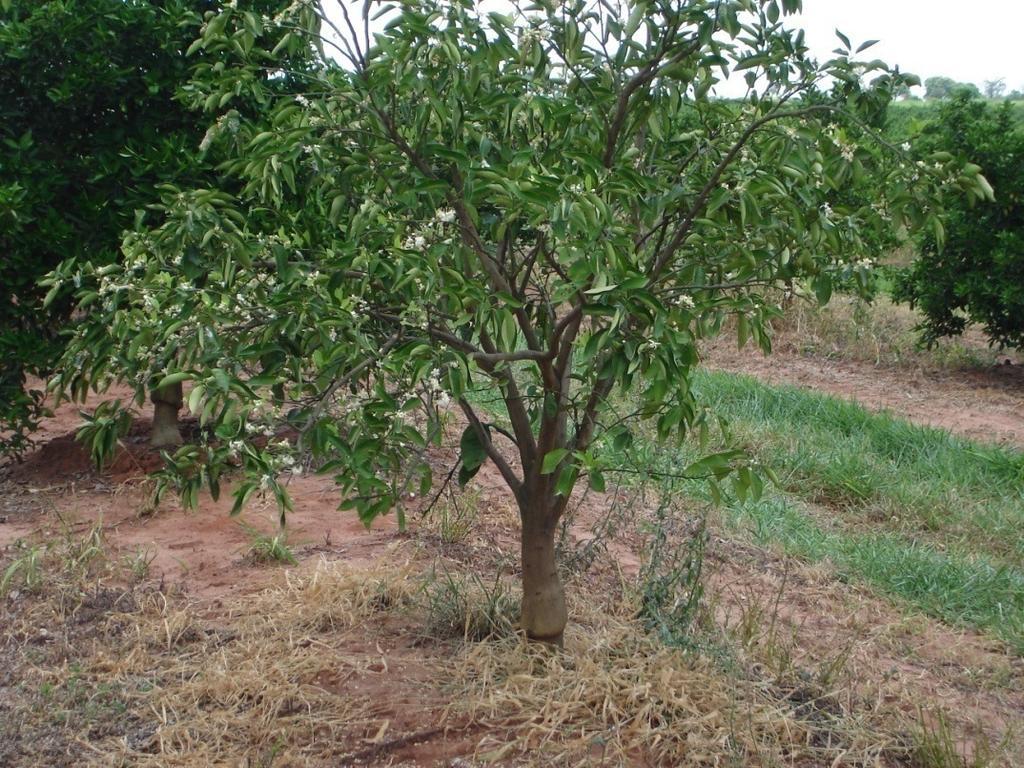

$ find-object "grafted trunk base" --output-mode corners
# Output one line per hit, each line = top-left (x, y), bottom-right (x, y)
(150, 382), (183, 448)
(520, 517), (568, 646)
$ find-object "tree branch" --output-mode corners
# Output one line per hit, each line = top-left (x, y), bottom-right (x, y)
(648, 103), (839, 281)
(458, 398), (522, 494)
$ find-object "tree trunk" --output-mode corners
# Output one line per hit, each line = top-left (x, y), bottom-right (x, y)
(519, 510), (568, 645)
(150, 382), (183, 448)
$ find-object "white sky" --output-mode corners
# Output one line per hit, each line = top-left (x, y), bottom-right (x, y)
(787, 0), (1024, 95)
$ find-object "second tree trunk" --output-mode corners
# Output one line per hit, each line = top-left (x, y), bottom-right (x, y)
(150, 382), (183, 448)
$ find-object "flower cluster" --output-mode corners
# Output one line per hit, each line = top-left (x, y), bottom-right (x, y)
(199, 111), (241, 152)
(426, 367), (451, 408)
(401, 207), (457, 252)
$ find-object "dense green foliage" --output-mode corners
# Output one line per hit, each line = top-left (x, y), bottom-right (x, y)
(0, 0), (208, 457)
(885, 99), (1024, 142)
(923, 75), (980, 100)
(894, 94), (1024, 349)
(0, 0), (308, 459)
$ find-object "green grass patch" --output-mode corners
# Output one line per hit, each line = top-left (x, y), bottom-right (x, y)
(721, 496), (1024, 653)
(691, 369), (1024, 563)
(594, 368), (1024, 651)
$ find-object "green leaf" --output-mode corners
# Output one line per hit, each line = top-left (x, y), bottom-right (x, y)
(554, 466), (579, 497)
(458, 425), (488, 486)
(187, 385), (206, 415)
(683, 450), (744, 480)
(230, 482), (257, 516)
(812, 274), (833, 306)
(736, 314), (750, 348)
(156, 371), (192, 390)
(329, 195), (346, 225)
(541, 448), (569, 475)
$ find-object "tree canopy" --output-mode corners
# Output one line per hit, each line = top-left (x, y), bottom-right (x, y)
(895, 93), (1024, 350)
(924, 75), (980, 100)
(52, 0), (991, 643)
(0, 0), (214, 457)
(0, 0), (304, 458)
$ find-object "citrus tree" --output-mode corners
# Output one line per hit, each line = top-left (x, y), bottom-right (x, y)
(53, 0), (990, 643)
(0, 0), (308, 457)
(894, 93), (1024, 350)
(0, 0), (207, 457)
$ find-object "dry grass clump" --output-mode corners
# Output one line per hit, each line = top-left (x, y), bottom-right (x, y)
(771, 294), (1013, 370)
(98, 556), (426, 765)
(4, 532), (929, 767)
(1, 546), (435, 767)
(421, 567), (519, 642)
(450, 590), (906, 767)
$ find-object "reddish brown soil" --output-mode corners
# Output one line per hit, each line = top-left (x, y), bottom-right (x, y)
(0, 387), (404, 599)
(2, 359), (1023, 765)
(703, 538), (1024, 764)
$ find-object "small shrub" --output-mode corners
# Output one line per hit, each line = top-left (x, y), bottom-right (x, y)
(636, 503), (708, 646)
(75, 399), (133, 471)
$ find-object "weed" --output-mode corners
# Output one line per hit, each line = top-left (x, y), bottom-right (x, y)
(123, 547), (157, 582)
(65, 523), (107, 573)
(770, 294), (1010, 370)
(912, 709), (996, 768)
(421, 566), (517, 641)
(1, 541), (44, 596)
(429, 487), (480, 544)
(636, 500), (707, 646)
(240, 524), (297, 566)
(717, 565), (806, 681)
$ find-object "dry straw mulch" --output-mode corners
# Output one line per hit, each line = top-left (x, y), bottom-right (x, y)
(3, 546), (917, 767)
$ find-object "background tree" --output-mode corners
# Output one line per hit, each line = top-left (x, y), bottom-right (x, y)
(0, 0), (209, 457)
(924, 75), (980, 100)
(0, 0), (305, 458)
(894, 93), (1023, 349)
(984, 78), (1007, 99)
(55, 0), (991, 644)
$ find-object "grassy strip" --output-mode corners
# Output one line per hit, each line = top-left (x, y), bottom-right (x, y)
(691, 369), (1024, 563)
(470, 365), (1024, 648)
(721, 496), (1024, 653)
(592, 368), (1024, 651)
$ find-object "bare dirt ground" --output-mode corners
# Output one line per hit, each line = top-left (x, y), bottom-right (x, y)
(2, 364), (1022, 765)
